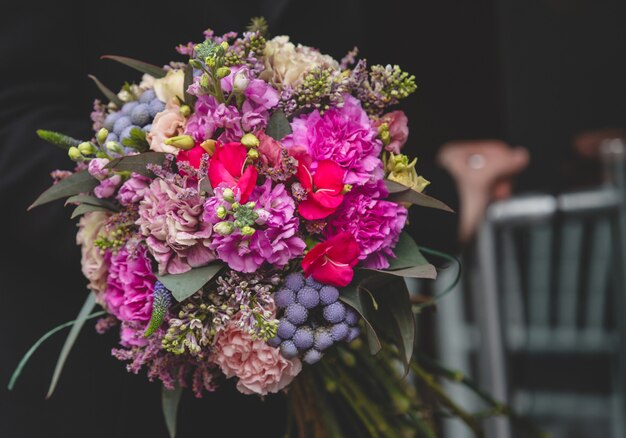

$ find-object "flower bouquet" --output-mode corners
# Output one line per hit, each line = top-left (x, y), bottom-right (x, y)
(10, 18), (542, 438)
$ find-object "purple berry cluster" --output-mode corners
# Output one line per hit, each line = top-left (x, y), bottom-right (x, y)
(102, 89), (164, 145)
(268, 272), (360, 365)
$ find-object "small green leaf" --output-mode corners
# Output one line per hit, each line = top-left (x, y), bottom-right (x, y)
(156, 263), (225, 302)
(88, 74), (124, 107)
(385, 180), (454, 212)
(65, 194), (118, 211)
(375, 264), (437, 279)
(29, 171), (99, 210)
(105, 152), (166, 176)
(162, 384), (183, 438)
(47, 292), (97, 398)
(36, 130), (82, 150)
(71, 204), (109, 219)
(121, 127), (150, 152)
(101, 55), (167, 78)
(265, 110), (292, 140)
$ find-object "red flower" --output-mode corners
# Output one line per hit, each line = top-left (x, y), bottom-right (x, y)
(208, 142), (258, 203)
(302, 232), (360, 287)
(297, 159), (345, 220)
(176, 144), (206, 170)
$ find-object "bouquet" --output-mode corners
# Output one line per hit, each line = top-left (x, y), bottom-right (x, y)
(11, 18), (538, 438)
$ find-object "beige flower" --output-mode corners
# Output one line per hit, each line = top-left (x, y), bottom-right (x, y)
(76, 211), (110, 295)
(147, 99), (185, 155)
(260, 36), (338, 88)
(385, 153), (430, 193)
(153, 69), (185, 103)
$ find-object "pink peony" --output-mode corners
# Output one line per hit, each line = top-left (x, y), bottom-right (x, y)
(213, 319), (302, 395)
(137, 178), (215, 274)
(378, 111), (409, 154)
(76, 211), (110, 295)
(283, 94), (383, 186)
(147, 99), (186, 155)
(104, 244), (155, 323)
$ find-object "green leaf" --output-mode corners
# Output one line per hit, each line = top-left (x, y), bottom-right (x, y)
(369, 232), (438, 279)
(36, 129), (82, 150)
(121, 127), (150, 152)
(183, 64), (196, 108)
(65, 194), (118, 211)
(101, 55), (167, 78)
(265, 110), (292, 140)
(88, 74), (124, 107)
(340, 284), (382, 355)
(162, 384), (183, 438)
(105, 152), (166, 176)
(28, 171), (99, 210)
(47, 292), (97, 398)
(70, 204), (110, 219)
(156, 263), (225, 302)
(7, 309), (106, 391)
(385, 180), (454, 212)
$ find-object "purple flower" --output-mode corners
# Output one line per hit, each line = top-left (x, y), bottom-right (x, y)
(327, 187), (407, 269)
(117, 173), (151, 206)
(137, 178), (216, 274)
(283, 94), (383, 186)
(203, 181), (305, 273)
(104, 244), (155, 324)
(88, 158), (110, 181)
(185, 95), (243, 143)
(94, 174), (122, 199)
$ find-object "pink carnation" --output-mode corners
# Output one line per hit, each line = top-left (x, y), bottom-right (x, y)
(213, 320), (302, 395)
(104, 244), (155, 324)
(137, 178), (215, 274)
(76, 211), (110, 296)
(117, 173), (151, 206)
(283, 94), (383, 186)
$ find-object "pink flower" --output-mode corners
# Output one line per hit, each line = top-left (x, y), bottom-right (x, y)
(88, 158), (110, 181)
(208, 142), (258, 203)
(284, 94), (383, 185)
(302, 232), (360, 287)
(117, 173), (151, 206)
(94, 174), (122, 199)
(176, 144), (207, 170)
(378, 111), (409, 153)
(76, 211), (110, 295)
(213, 319), (302, 395)
(296, 159), (345, 220)
(147, 99), (186, 155)
(257, 131), (283, 169)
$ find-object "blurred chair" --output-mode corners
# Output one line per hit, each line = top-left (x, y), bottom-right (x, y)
(435, 139), (626, 438)
(473, 139), (626, 437)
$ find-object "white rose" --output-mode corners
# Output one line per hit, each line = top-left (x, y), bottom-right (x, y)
(153, 69), (185, 103)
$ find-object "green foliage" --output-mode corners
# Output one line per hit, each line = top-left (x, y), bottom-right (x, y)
(29, 171), (99, 210)
(246, 16), (269, 36)
(104, 151), (166, 176)
(70, 204), (109, 219)
(385, 179), (454, 212)
(121, 127), (150, 152)
(161, 384), (183, 438)
(156, 263), (225, 302)
(88, 74), (124, 107)
(101, 55), (167, 78)
(36, 129), (82, 150)
(265, 110), (292, 140)
(65, 194), (118, 211)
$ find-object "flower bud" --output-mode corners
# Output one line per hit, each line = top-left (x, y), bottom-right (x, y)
(222, 188), (235, 203)
(200, 73), (210, 89)
(245, 201), (256, 209)
(205, 57), (216, 68)
(233, 72), (249, 93)
(179, 105), (191, 117)
(341, 184), (353, 194)
(216, 206), (227, 219)
(78, 142), (97, 156)
(213, 221), (234, 236)
(216, 67), (231, 79)
(240, 133), (260, 148)
(240, 225), (256, 236)
(189, 59), (203, 70)
(164, 135), (195, 150)
(96, 128), (109, 145)
(68, 146), (82, 160)
(220, 41), (229, 51)
(247, 148), (259, 160)
(200, 139), (217, 155)
(231, 202), (240, 211)
(106, 141), (124, 155)
(377, 122), (391, 146)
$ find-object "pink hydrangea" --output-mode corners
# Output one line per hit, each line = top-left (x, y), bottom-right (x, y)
(213, 319), (302, 395)
(104, 244), (155, 324)
(327, 185), (407, 269)
(137, 178), (215, 274)
(283, 94), (383, 186)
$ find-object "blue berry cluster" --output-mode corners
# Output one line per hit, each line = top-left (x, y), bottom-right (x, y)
(268, 272), (360, 365)
(102, 89), (164, 144)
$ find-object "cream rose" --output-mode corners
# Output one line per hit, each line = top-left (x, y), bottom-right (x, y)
(147, 99), (185, 154)
(260, 36), (338, 88)
(76, 211), (110, 295)
(153, 69), (185, 103)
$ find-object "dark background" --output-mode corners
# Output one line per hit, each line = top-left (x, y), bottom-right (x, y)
(1, 1), (625, 437)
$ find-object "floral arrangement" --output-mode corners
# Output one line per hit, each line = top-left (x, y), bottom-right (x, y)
(10, 18), (542, 438)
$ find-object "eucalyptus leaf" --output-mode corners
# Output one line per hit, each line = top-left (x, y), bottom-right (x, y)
(105, 152), (166, 176)
(121, 127), (149, 152)
(101, 55), (167, 78)
(385, 180), (454, 212)
(65, 194), (118, 211)
(47, 292), (97, 398)
(71, 204), (110, 219)
(88, 74), (124, 107)
(156, 263), (225, 302)
(36, 129), (82, 150)
(28, 171), (99, 210)
(162, 384), (183, 438)
(183, 64), (196, 107)
(265, 110), (292, 140)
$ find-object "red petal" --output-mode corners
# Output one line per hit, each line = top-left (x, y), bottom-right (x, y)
(177, 144), (205, 170)
(208, 159), (236, 188)
(296, 161), (314, 192)
(214, 142), (248, 178)
(237, 165), (258, 203)
(298, 198), (338, 220)
(325, 232), (360, 266)
(312, 160), (345, 193)
(310, 256), (354, 286)
(310, 191), (344, 209)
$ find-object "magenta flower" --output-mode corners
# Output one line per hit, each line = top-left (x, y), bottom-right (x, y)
(185, 95), (243, 143)
(327, 186), (407, 269)
(137, 178), (215, 274)
(104, 244), (155, 324)
(283, 94), (383, 186)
